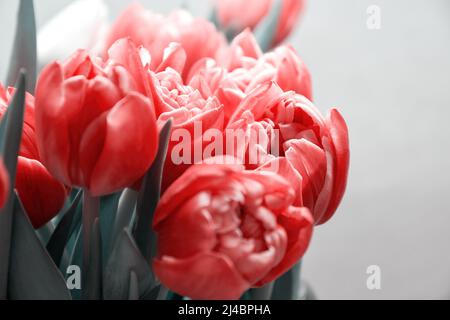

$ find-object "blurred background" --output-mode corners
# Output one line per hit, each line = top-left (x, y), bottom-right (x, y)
(0, 0), (449, 299)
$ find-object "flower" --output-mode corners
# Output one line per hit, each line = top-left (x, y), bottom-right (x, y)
(0, 85), (67, 228)
(188, 31), (312, 123)
(214, 0), (305, 47)
(35, 39), (159, 197)
(148, 66), (224, 192)
(153, 160), (313, 299)
(103, 3), (226, 79)
(0, 159), (8, 209)
(227, 82), (349, 225)
(38, 0), (109, 67)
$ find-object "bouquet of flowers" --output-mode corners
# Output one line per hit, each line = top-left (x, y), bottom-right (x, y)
(0, 0), (349, 300)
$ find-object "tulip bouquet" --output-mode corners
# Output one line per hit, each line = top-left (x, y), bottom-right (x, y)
(0, 0), (349, 300)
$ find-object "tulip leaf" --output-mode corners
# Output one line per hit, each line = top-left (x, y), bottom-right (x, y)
(108, 189), (138, 257)
(104, 228), (156, 300)
(7, 0), (37, 94)
(254, 0), (283, 52)
(8, 194), (72, 300)
(46, 190), (83, 267)
(83, 218), (102, 300)
(133, 120), (172, 261)
(0, 72), (26, 299)
(128, 271), (139, 300)
(99, 191), (122, 262)
(68, 228), (82, 300)
(250, 282), (275, 300)
(271, 261), (302, 300)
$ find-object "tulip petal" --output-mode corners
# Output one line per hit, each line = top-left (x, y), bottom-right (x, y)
(256, 206), (313, 286)
(15, 157), (67, 228)
(0, 160), (9, 208)
(88, 93), (158, 196)
(153, 252), (250, 300)
(156, 43), (187, 75)
(318, 109), (350, 224)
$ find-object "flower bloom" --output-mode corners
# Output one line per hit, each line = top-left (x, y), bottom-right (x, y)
(103, 3), (226, 79)
(214, 0), (305, 47)
(148, 63), (224, 192)
(35, 39), (159, 197)
(188, 31), (312, 123)
(153, 160), (313, 299)
(227, 82), (349, 225)
(0, 159), (8, 209)
(0, 85), (67, 227)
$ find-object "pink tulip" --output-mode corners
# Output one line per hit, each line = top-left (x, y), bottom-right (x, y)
(214, 0), (306, 47)
(227, 82), (349, 225)
(104, 3), (226, 79)
(35, 38), (158, 197)
(153, 160), (313, 299)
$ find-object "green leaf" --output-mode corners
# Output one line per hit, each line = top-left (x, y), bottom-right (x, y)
(46, 190), (83, 267)
(271, 261), (302, 300)
(108, 189), (137, 257)
(128, 271), (139, 300)
(104, 228), (156, 300)
(254, 0), (283, 52)
(133, 120), (172, 261)
(7, 0), (37, 94)
(0, 72), (26, 299)
(100, 191), (122, 262)
(8, 194), (71, 300)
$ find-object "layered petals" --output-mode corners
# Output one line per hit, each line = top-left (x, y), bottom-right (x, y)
(0, 160), (8, 209)
(153, 161), (313, 299)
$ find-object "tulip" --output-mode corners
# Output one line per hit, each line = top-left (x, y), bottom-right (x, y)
(35, 39), (159, 197)
(147, 66), (224, 192)
(153, 160), (313, 299)
(214, 0), (306, 47)
(103, 3), (226, 79)
(188, 31), (313, 123)
(0, 160), (8, 209)
(0, 85), (67, 228)
(227, 82), (349, 225)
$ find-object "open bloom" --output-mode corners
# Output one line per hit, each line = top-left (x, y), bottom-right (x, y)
(0, 85), (67, 227)
(227, 82), (349, 225)
(35, 39), (158, 196)
(104, 3), (226, 79)
(153, 160), (313, 299)
(214, 0), (305, 47)
(0, 159), (8, 209)
(188, 31), (312, 123)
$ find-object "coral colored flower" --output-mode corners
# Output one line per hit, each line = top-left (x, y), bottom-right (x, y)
(0, 159), (8, 209)
(227, 82), (349, 225)
(0, 85), (67, 228)
(104, 3), (226, 79)
(214, 0), (305, 47)
(35, 39), (159, 197)
(153, 160), (313, 299)
(188, 31), (312, 122)
(148, 67), (224, 191)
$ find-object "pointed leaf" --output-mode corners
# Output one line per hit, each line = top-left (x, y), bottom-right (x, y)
(133, 120), (172, 260)
(108, 189), (138, 256)
(99, 191), (121, 262)
(8, 194), (71, 300)
(0, 72), (26, 299)
(7, 0), (37, 93)
(46, 190), (83, 267)
(104, 228), (156, 300)
(254, 0), (283, 52)
(128, 271), (139, 300)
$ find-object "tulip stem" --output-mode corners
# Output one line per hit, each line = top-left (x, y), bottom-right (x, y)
(82, 190), (100, 299)
(250, 282), (275, 300)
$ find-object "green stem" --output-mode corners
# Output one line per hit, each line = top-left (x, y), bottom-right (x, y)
(251, 282), (275, 300)
(82, 190), (100, 299)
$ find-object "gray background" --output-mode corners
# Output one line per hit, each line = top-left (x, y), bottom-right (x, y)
(1, 0), (449, 299)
